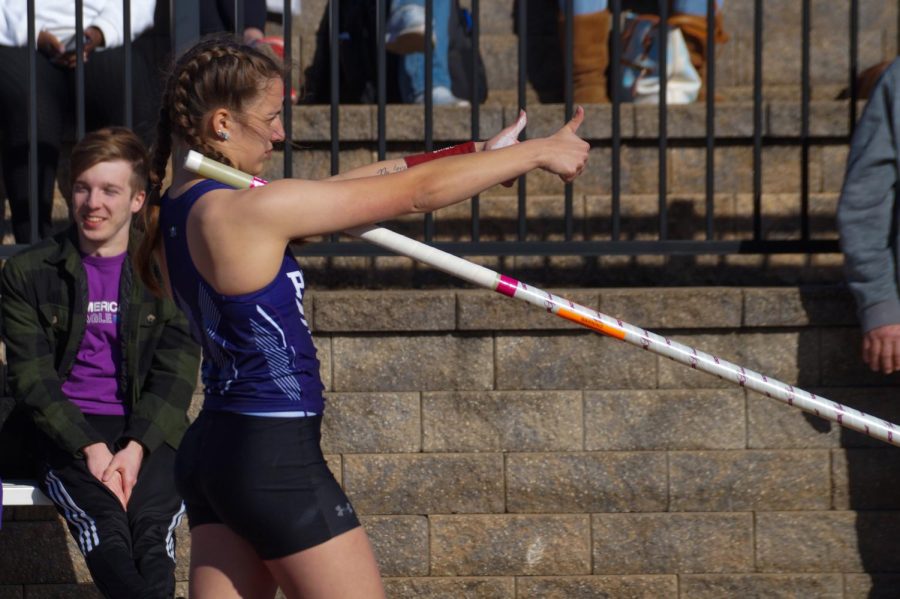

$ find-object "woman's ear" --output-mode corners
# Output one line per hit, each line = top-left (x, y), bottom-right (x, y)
(209, 107), (232, 141)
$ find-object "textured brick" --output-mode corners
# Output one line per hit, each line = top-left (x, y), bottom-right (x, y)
(743, 287), (856, 327)
(292, 105), (373, 142)
(820, 328), (900, 387)
(332, 335), (493, 391)
(430, 515), (591, 576)
(383, 577), (514, 599)
(844, 574), (900, 599)
(669, 146), (753, 195)
(0, 588), (21, 599)
(516, 575), (677, 599)
(669, 450), (831, 511)
(457, 289), (599, 331)
(768, 101), (851, 137)
(321, 392), (421, 453)
(495, 332), (656, 390)
(381, 104), (503, 142)
(422, 391), (582, 452)
(273, 147), (375, 181)
(657, 331), (818, 389)
(592, 513), (754, 574)
(821, 145), (851, 193)
(313, 291), (455, 332)
(506, 452), (667, 513)
(756, 512), (900, 572)
(343, 454), (503, 514)
(430, 193), (588, 243)
(585, 389), (745, 450)
(15, 586), (102, 599)
(633, 102), (755, 138)
(360, 516), (429, 577)
(0, 521), (86, 584)
(832, 449), (900, 510)
(680, 574), (842, 598)
(599, 287), (742, 329)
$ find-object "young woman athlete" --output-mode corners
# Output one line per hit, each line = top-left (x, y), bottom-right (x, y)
(136, 36), (589, 599)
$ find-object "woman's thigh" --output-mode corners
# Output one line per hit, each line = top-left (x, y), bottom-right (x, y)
(189, 523), (278, 599)
(264, 527), (385, 599)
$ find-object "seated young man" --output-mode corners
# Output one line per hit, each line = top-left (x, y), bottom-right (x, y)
(1, 127), (200, 599)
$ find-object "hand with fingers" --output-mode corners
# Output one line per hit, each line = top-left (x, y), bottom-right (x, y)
(863, 323), (900, 374)
(102, 441), (146, 507)
(83, 442), (128, 508)
(540, 105), (591, 183)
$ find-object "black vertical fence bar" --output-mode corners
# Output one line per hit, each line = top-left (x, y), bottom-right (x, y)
(424, 0), (435, 242)
(283, 0), (293, 177)
(470, 0), (481, 241)
(27, 0), (38, 243)
(657, 0), (668, 240)
(752, 0), (763, 240)
(75, 0), (86, 141)
(329, 0), (339, 176)
(234, 0), (244, 37)
(516, 0), (528, 242)
(800, 0), (810, 241)
(124, 0), (133, 128)
(849, 0), (859, 135)
(704, 0), (715, 240)
(563, 0), (574, 241)
(376, 0), (387, 160)
(611, 0), (622, 241)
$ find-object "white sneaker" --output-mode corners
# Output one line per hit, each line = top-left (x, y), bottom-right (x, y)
(414, 86), (471, 106)
(385, 5), (429, 54)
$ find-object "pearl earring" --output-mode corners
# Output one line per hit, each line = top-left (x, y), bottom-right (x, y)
(217, 129), (230, 141)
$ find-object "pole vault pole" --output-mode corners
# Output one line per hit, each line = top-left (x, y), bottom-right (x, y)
(184, 150), (900, 448)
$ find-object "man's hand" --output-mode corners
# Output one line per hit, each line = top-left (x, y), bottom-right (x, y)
(82, 442), (127, 508)
(46, 26), (105, 68)
(36, 30), (65, 61)
(863, 323), (900, 374)
(102, 440), (145, 507)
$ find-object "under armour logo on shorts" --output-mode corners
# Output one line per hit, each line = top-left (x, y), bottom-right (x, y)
(335, 503), (354, 517)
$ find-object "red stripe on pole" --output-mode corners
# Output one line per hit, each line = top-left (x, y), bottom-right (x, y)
(496, 275), (519, 297)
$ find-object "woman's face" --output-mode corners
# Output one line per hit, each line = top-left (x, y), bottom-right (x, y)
(221, 77), (286, 175)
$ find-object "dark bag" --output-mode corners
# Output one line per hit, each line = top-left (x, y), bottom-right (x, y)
(447, 0), (489, 104)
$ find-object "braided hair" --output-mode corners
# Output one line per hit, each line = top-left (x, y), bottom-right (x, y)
(136, 36), (283, 295)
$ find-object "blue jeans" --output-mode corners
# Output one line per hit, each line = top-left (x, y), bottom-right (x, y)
(560, 0), (724, 16)
(392, 0), (452, 101)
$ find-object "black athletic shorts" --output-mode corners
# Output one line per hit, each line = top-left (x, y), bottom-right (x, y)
(174, 410), (360, 560)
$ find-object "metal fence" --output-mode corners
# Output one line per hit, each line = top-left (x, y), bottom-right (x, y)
(5, 0), (865, 258)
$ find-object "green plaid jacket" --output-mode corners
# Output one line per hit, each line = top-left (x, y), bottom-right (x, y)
(1, 226), (200, 457)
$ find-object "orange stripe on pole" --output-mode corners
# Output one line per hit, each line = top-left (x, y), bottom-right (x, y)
(557, 307), (626, 340)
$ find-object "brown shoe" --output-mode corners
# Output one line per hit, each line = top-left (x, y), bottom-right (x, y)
(559, 10), (611, 104)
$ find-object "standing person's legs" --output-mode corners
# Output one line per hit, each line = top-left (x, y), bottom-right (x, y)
(557, 0), (610, 103)
(265, 528), (384, 599)
(0, 46), (67, 243)
(126, 442), (185, 599)
(395, 0), (464, 104)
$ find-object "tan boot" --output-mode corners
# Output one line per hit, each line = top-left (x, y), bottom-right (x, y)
(669, 12), (729, 101)
(559, 11), (611, 104)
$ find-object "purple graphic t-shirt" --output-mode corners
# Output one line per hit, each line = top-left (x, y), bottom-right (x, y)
(63, 252), (126, 416)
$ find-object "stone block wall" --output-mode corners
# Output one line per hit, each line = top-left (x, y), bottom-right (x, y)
(4, 286), (900, 598)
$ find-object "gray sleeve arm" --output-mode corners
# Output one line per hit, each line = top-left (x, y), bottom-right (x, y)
(837, 62), (900, 333)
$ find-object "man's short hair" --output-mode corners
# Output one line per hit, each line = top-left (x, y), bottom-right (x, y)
(69, 127), (150, 196)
